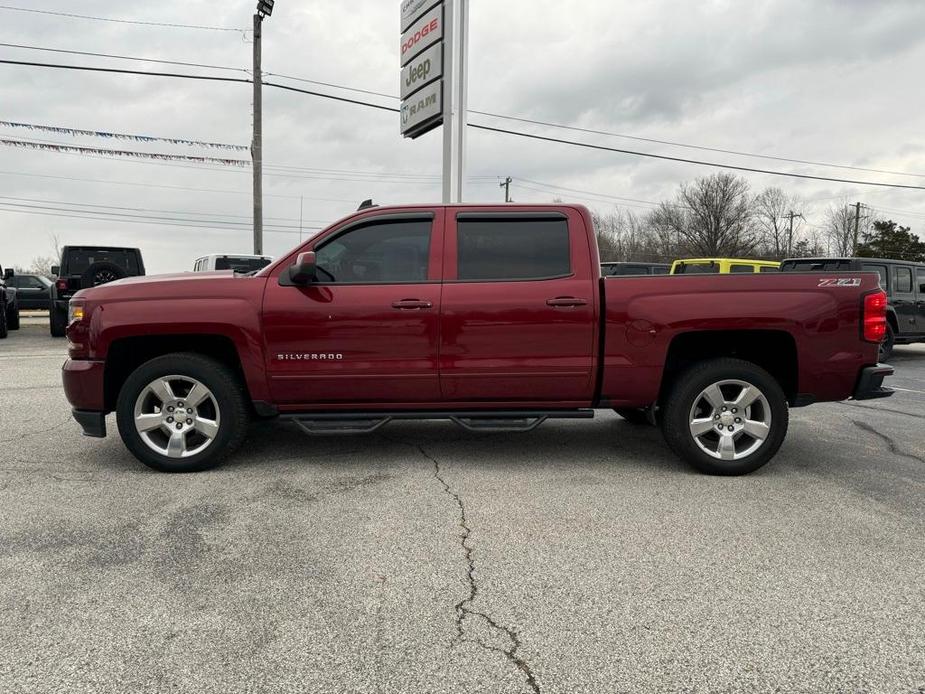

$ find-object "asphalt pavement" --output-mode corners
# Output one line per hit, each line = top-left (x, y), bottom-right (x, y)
(1, 323), (923, 693)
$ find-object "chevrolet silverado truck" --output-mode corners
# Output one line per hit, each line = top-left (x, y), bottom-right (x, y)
(62, 204), (893, 475)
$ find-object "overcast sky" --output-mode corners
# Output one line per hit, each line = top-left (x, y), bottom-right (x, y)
(2, 0), (924, 273)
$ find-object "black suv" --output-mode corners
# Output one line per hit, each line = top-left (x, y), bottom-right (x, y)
(780, 256), (925, 359)
(601, 261), (670, 276)
(50, 246), (145, 337)
(0, 265), (20, 338)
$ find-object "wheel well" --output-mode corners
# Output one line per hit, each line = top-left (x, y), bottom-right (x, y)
(661, 330), (798, 404)
(886, 310), (899, 332)
(104, 334), (248, 412)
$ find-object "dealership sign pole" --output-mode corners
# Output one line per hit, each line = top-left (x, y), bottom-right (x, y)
(400, 0), (468, 203)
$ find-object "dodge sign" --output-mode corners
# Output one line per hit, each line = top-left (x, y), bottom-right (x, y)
(400, 3), (443, 67)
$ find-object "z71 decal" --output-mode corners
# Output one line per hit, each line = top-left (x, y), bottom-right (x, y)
(818, 278), (862, 287)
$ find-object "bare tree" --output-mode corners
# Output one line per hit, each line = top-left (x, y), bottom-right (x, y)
(649, 173), (757, 257)
(754, 187), (803, 258)
(824, 204), (860, 256)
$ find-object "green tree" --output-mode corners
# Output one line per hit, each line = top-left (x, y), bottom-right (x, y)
(856, 220), (925, 261)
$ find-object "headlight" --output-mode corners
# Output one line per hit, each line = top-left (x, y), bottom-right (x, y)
(68, 302), (85, 324)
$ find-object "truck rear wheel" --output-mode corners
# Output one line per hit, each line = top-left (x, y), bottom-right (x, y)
(7, 305), (20, 330)
(660, 358), (788, 476)
(116, 353), (248, 473)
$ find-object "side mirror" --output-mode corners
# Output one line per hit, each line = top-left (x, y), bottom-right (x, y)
(2, 268), (12, 280)
(289, 251), (317, 285)
(51, 266), (60, 277)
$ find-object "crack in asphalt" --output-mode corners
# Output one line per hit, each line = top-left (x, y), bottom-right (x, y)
(379, 434), (540, 694)
(853, 420), (925, 466)
(838, 401), (925, 421)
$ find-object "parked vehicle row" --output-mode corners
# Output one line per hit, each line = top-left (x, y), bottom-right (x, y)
(62, 204), (892, 477)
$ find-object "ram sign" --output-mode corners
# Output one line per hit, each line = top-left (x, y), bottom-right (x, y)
(400, 80), (442, 138)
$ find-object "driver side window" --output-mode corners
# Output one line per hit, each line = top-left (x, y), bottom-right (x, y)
(314, 220), (432, 283)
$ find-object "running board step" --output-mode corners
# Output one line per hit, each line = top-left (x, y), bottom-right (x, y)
(283, 409), (593, 436)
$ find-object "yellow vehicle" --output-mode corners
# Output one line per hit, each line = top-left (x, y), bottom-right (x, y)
(670, 258), (781, 274)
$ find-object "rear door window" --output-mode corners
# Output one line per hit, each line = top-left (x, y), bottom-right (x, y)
(894, 266), (913, 294)
(917, 267), (925, 295)
(730, 264), (755, 274)
(456, 217), (570, 281)
(861, 264), (888, 291)
(759, 266), (779, 273)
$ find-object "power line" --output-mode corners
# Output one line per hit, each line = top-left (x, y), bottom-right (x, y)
(5, 58), (925, 191)
(469, 111), (925, 181)
(0, 58), (251, 85)
(0, 202), (324, 235)
(0, 120), (248, 150)
(0, 42), (250, 73)
(0, 194), (329, 225)
(0, 170), (355, 202)
(0, 4), (246, 32)
(469, 125), (925, 192)
(5, 44), (923, 181)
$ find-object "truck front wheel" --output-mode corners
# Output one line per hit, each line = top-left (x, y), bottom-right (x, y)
(660, 358), (789, 476)
(116, 353), (249, 473)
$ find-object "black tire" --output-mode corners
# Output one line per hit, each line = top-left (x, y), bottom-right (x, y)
(116, 353), (249, 473)
(614, 407), (651, 425)
(0, 305), (7, 339)
(660, 358), (789, 476)
(81, 261), (127, 287)
(879, 323), (895, 362)
(7, 306), (19, 330)
(49, 306), (67, 337)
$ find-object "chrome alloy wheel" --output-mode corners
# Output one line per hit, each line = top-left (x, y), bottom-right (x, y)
(133, 375), (221, 459)
(688, 379), (772, 461)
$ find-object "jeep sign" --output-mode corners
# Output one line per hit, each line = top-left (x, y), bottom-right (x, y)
(400, 80), (442, 137)
(400, 42), (442, 100)
(400, 3), (442, 67)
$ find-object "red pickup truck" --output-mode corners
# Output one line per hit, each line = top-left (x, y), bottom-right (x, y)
(63, 204), (893, 475)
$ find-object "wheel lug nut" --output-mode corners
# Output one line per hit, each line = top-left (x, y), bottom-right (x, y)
(721, 406), (727, 412)
(186, 419), (193, 425)
(732, 408), (738, 414)
(167, 417), (174, 423)
(175, 423), (183, 430)
(167, 406), (174, 413)
(187, 408), (193, 414)
(735, 418), (741, 423)
(178, 402), (184, 408)
(727, 426), (734, 432)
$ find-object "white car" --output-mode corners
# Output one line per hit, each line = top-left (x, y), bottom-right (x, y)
(193, 255), (273, 274)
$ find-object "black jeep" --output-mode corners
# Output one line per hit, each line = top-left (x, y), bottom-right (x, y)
(780, 256), (925, 359)
(0, 265), (21, 338)
(50, 246), (145, 337)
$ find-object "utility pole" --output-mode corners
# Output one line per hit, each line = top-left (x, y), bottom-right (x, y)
(852, 201), (862, 255)
(252, 0), (274, 255)
(500, 176), (512, 203)
(781, 210), (805, 257)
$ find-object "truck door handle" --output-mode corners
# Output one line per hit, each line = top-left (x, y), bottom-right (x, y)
(546, 297), (588, 307)
(392, 299), (433, 310)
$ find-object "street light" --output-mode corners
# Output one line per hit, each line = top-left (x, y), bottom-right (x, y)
(252, 1), (273, 254)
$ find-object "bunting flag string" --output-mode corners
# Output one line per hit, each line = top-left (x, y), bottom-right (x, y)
(0, 120), (249, 151)
(0, 138), (251, 167)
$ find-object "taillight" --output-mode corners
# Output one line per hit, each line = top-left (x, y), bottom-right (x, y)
(863, 291), (887, 343)
(56, 278), (68, 292)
